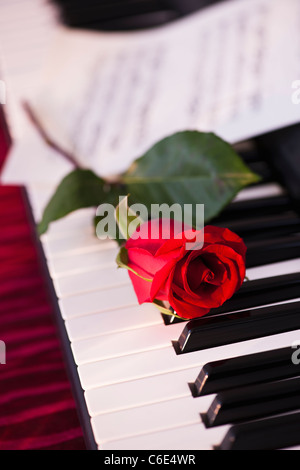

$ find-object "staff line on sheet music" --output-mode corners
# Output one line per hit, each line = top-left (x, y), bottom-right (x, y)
(22, 101), (81, 169)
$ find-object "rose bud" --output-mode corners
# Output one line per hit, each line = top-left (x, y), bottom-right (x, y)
(125, 218), (247, 320)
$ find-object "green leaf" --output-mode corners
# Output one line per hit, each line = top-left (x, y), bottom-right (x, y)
(38, 131), (261, 236)
(38, 169), (122, 235)
(116, 246), (152, 282)
(115, 195), (145, 241)
(122, 131), (261, 225)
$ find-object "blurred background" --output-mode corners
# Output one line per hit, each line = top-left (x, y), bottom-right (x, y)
(51, 0), (224, 30)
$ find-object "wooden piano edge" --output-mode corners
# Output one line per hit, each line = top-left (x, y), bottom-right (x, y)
(21, 186), (98, 451)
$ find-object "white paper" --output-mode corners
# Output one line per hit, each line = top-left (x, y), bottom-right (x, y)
(23, 0), (300, 181)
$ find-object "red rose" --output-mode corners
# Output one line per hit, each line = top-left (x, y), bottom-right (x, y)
(125, 219), (247, 320)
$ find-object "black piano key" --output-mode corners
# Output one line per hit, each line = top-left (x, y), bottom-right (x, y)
(233, 141), (259, 164)
(219, 412), (300, 450)
(164, 307), (180, 324)
(214, 195), (292, 223)
(218, 212), (300, 243)
(162, 234), (300, 327)
(209, 272), (300, 316)
(163, 272), (300, 325)
(246, 235), (300, 267)
(256, 123), (300, 210)
(192, 347), (299, 397)
(175, 301), (300, 354)
(203, 377), (300, 428)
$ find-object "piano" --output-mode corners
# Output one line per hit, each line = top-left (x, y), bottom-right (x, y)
(22, 123), (300, 451)
(2, 0), (300, 452)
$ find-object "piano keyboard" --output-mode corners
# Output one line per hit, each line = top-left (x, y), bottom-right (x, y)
(24, 128), (300, 451)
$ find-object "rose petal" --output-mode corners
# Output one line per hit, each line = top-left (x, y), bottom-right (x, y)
(126, 247), (167, 279)
(204, 226), (247, 260)
(150, 260), (177, 302)
(128, 270), (152, 304)
(167, 244), (246, 313)
(126, 218), (189, 256)
(126, 221), (247, 321)
(168, 287), (211, 319)
(201, 244), (246, 287)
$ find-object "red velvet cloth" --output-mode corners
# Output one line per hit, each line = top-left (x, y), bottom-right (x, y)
(0, 108), (86, 450)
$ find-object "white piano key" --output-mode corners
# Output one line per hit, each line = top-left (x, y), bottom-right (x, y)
(50, 249), (300, 377)
(247, 258), (300, 281)
(281, 446), (300, 450)
(43, 231), (116, 259)
(91, 395), (213, 444)
(56, 256), (300, 325)
(53, 249), (299, 316)
(233, 182), (285, 202)
(59, 257), (300, 331)
(70, 288), (300, 365)
(100, 422), (229, 450)
(78, 329), (300, 390)
(43, 208), (97, 240)
(48, 246), (119, 278)
(53, 265), (130, 298)
(59, 283), (138, 319)
(84, 317), (300, 415)
(65, 304), (163, 341)
(85, 367), (200, 416)
(71, 322), (183, 365)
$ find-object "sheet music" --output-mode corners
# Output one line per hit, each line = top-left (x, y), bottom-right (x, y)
(2, 0), (300, 193)
(21, 0), (300, 180)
